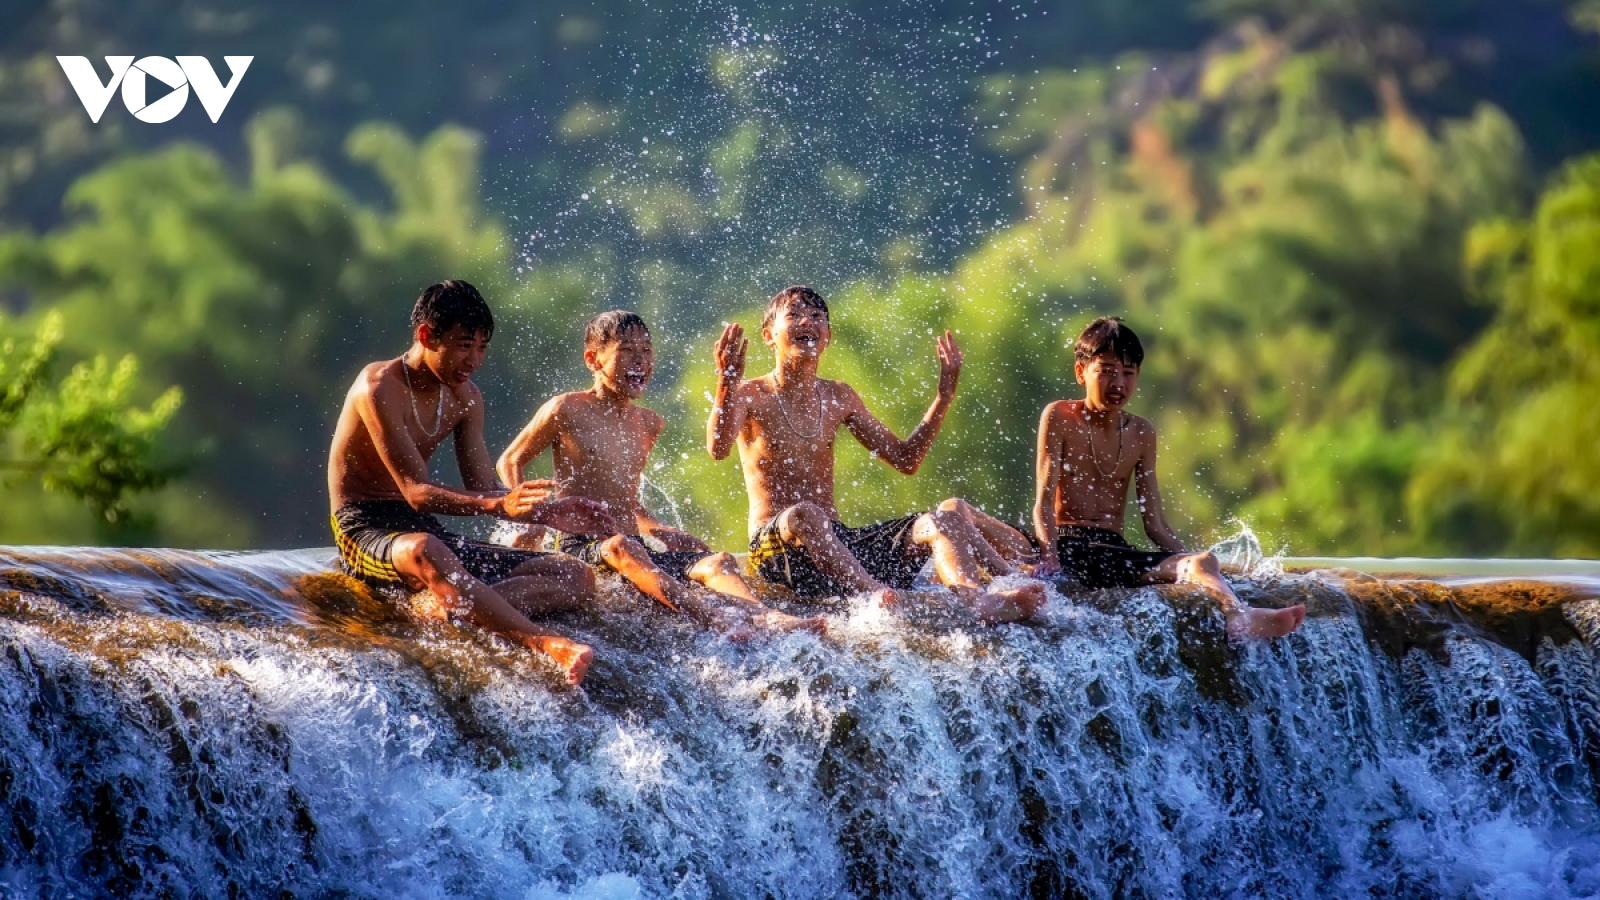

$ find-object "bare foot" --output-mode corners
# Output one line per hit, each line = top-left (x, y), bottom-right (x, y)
(970, 583), (1046, 624)
(752, 609), (829, 635)
(1225, 604), (1305, 640)
(701, 604), (758, 643)
(525, 635), (594, 685)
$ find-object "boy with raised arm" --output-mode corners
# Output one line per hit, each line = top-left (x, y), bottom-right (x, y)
(707, 285), (1045, 623)
(328, 280), (619, 685)
(1033, 316), (1305, 639)
(497, 311), (825, 636)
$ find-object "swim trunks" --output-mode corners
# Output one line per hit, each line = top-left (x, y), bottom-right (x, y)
(553, 533), (710, 583)
(332, 500), (549, 587)
(748, 512), (929, 599)
(1055, 525), (1177, 589)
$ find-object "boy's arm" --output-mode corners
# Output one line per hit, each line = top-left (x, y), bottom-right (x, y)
(1032, 402), (1067, 576)
(496, 396), (563, 489)
(357, 375), (529, 518)
(841, 330), (962, 475)
(1134, 422), (1187, 553)
(706, 323), (749, 460)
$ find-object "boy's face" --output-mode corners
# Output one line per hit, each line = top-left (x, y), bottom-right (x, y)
(1075, 353), (1139, 412)
(763, 301), (831, 362)
(585, 327), (654, 399)
(419, 323), (490, 386)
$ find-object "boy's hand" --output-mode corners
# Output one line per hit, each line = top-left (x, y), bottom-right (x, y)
(528, 495), (619, 535)
(1034, 555), (1062, 578)
(936, 330), (963, 402)
(714, 323), (748, 382)
(497, 480), (553, 519)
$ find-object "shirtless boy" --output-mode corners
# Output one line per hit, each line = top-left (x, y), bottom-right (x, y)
(708, 285), (1045, 623)
(328, 280), (618, 685)
(497, 311), (824, 636)
(1033, 316), (1305, 639)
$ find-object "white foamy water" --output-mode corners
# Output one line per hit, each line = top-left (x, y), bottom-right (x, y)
(1, 547), (1599, 898)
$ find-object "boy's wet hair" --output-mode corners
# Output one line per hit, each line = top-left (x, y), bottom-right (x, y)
(412, 280), (494, 339)
(1073, 316), (1144, 367)
(761, 285), (830, 332)
(584, 310), (651, 351)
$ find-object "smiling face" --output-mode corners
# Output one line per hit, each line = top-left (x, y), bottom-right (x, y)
(418, 323), (490, 386)
(763, 298), (831, 363)
(585, 325), (654, 399)
(1075, 352), (1140, 413)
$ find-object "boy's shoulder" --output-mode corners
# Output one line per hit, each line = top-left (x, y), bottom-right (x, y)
(544, 389), (600, 413)
(1041, 401), (1154, 433)
(739, 375), (859, 409)
(354, 358), (398, 393)
(547, 390), (662, 430)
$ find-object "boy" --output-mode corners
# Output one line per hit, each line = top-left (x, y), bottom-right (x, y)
(497, 311), (825, 635)
(1033, 316), (1305, 639)
(707, 285), (1045, 623)
(328, 280), (618, 685)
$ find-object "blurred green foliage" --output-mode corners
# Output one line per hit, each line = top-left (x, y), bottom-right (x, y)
(0, 312), (181, 532)
(0, 1), (1596, 556)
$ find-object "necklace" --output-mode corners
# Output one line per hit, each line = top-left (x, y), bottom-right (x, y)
(401, 357), (446, 438)
(773, 379), (823, 439)
(1087, 412), (1123, 477)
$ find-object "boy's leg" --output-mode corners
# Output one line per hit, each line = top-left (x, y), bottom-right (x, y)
(495, 553), (597, 615)
(390, 533), (594, 685)
(911, 509), (1044, 623)
(685, 551), (760, 603)
(936, 498), (1035, 564)
(776, 502), (893, 598)
(685, 552), (828, 635)
(1145, 551), (1305, 639)
(596, 534), (698, 614)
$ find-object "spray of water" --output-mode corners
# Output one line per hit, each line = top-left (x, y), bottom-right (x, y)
(2, 547), (1598, 898)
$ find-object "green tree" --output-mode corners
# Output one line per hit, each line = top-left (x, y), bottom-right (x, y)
(1410, 155), (1600, 556)
(0, 312), (182, 531)
(0, 110), (513, 546)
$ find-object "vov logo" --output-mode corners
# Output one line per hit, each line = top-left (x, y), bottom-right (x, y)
(56, 56), (252, 124)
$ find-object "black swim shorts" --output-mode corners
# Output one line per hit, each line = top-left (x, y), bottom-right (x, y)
(553, 533), (710, 583)
(748, 512), (929, 599)
(332, 500), (549, 587)
(1055, 525), (1177, 589)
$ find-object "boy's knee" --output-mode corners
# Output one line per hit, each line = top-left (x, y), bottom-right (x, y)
(779, 502), (829, 542)
(918, 507), (965, 539)
(398, 534), (452, 572)
(937, 497), (970, 517)
(599, 533), (635, 558)
(932, 507), (968, 532)
(1178, 551), (1219, 577)
(688, 552), (740, 582)
(553, 553), (598, 596)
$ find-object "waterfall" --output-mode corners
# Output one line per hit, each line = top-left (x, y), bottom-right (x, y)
(1, 546), (1598, 899)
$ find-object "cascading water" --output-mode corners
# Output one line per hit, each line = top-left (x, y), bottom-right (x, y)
(1, 544), (1598, 899)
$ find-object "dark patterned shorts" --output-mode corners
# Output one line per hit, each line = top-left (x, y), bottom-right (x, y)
(332, 500), (548, 587)
(1056, 526), (1176, 589)
(553, 533), (710, 583)
(748, 512), (929, 598)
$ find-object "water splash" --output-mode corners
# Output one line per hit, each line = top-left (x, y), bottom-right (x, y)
(2, 547), (1600, 898)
